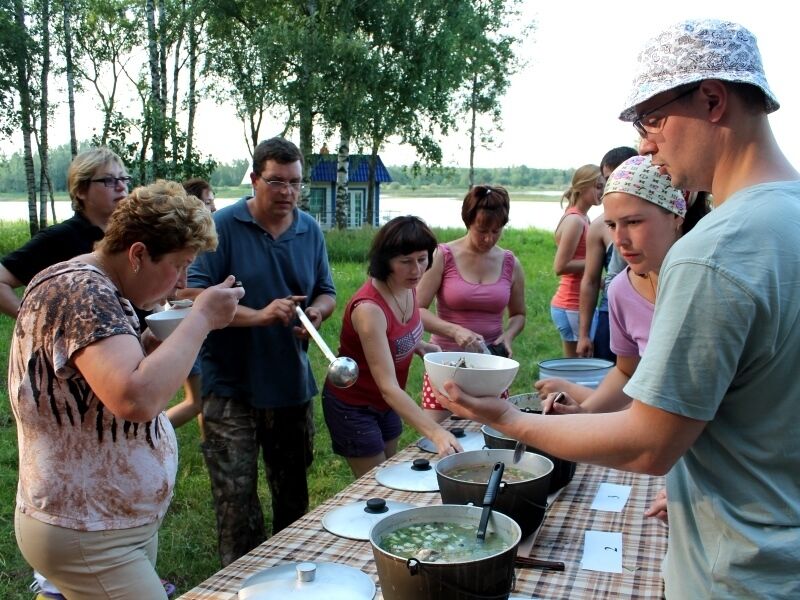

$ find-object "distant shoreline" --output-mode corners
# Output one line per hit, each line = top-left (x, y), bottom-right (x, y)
(0, 186), (565, 204)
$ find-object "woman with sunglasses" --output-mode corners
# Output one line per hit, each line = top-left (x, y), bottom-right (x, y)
(0, 147), (131, 318)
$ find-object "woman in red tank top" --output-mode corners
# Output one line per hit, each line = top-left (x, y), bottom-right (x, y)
(551, 164), (603, 357)
(321, 216), (464, 477)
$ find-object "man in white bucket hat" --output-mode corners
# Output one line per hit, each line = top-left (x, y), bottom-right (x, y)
(437, 19), (800, 598)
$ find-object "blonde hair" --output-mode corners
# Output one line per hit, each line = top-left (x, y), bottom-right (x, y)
(561, 164), (601, 208)
(97, 180), (217, 260)
(67, 147), (126, 212)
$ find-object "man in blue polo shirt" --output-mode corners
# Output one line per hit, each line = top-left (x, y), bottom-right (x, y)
(188, 137), (336, 566)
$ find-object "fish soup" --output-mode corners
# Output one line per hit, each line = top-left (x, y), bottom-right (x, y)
(445, 463), (533, 483)
(379, 522), (506, 563)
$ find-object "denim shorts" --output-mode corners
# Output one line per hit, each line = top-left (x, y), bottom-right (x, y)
(550, 306), (580, 342)
(322, 388), (402, 458)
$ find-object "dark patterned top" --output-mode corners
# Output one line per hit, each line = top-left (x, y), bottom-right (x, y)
(9, 261), (177, 531)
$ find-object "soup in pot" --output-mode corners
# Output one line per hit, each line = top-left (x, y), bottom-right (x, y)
(445, 463), (534, 483)
(379, 522), (507, 562)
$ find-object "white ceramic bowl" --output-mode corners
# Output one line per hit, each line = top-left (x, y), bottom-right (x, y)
(144, 308), (191, 341)
(423, 351), (519, 398)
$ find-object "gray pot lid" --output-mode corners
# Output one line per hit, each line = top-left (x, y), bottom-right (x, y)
(375, 458), (440, 492)
(322, 498), (415, 540)
(417, 427), (485, 453)
(239, 562), (375, 600)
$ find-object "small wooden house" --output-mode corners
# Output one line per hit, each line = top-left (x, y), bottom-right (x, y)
(306, 154), (392, 229)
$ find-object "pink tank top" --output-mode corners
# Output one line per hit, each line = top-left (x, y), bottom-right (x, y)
(551, 207), (588, 310)
(430, 244), (515, 350)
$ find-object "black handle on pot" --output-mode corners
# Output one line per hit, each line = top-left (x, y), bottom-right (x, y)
(477, 461), (505, 541)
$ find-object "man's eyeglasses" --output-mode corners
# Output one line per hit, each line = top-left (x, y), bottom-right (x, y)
(260, 176), (305, 193)
(633, 85), (700, 138)
(89, 176), (133, 188)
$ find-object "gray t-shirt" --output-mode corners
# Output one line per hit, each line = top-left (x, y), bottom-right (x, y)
(625, 181), (800, 598)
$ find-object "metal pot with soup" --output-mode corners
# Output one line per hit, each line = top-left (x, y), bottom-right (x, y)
(482, 393), (577, 493)
(435, 449), (553, 538)
(369, 504), (520, 600)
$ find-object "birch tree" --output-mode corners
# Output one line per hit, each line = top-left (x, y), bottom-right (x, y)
(61, 0), (78, 157)
(11, 0), (39, 235)
(145, 0), (166, 177)
(37, 0), (52, 227)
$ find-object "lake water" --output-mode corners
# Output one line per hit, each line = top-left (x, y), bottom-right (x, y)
(0, 193), (602, 232)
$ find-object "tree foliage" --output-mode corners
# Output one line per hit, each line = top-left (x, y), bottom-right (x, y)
(3, 0), (532, 232)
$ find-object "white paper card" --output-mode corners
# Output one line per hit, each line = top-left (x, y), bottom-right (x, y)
(581, 531), (623, 573)
(590, 483), (631, 512)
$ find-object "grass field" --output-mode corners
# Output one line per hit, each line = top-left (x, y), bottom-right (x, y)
(0, 222), (562, 598)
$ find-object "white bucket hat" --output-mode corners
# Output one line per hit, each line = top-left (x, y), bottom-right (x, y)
(619, 19), (779, 121)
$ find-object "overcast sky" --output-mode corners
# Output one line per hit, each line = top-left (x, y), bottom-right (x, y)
(5, 0), (798, 171)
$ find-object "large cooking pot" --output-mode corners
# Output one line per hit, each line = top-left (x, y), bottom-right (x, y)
(537, 357), (613, 388)
(369, 504), (520, 600)
(435, 449), (552, 538)
(481, 396), (576, 493)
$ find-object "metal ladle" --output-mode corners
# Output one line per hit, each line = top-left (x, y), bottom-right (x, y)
(295, 306), (358, 388)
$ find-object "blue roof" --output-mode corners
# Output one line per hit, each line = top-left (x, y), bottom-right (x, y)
(309, 154), (392, 183)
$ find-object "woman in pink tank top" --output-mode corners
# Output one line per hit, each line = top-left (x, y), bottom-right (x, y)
(550, 164), (603, 357)
(417, 185), (527, 421)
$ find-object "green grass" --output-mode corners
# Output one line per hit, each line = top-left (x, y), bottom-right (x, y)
(0, 222), (561, 598)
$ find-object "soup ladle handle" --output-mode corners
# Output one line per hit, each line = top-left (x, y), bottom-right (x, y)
(295, 306), (337, 363)
(477, 461), (505, 541)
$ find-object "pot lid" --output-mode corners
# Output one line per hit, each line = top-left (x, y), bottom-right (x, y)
(375, 458), (440, 492)
(239, 562), (375, 599)
(417, 427), (485, 453)
(322, 498), (415, 540)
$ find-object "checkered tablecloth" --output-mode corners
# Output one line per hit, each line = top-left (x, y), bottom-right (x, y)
(179, 424), (667, 599)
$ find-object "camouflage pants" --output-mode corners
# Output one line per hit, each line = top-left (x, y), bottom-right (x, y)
(200, 394), (314, 567)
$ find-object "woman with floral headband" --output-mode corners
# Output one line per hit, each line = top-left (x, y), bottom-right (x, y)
(539, 155), (709, 418)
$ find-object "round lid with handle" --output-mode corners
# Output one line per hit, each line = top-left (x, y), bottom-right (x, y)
(375, 458), (440, 492)
(321, 498), (415, 540)
(238, 562), (375, 599)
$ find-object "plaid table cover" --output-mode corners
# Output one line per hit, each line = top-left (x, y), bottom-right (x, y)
(179, 423), (666, 599)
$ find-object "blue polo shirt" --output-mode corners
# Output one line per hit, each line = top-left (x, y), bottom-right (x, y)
(188, 198), (336, 408)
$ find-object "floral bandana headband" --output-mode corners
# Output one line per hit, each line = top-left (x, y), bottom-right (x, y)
(602, 155), (687, 217)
